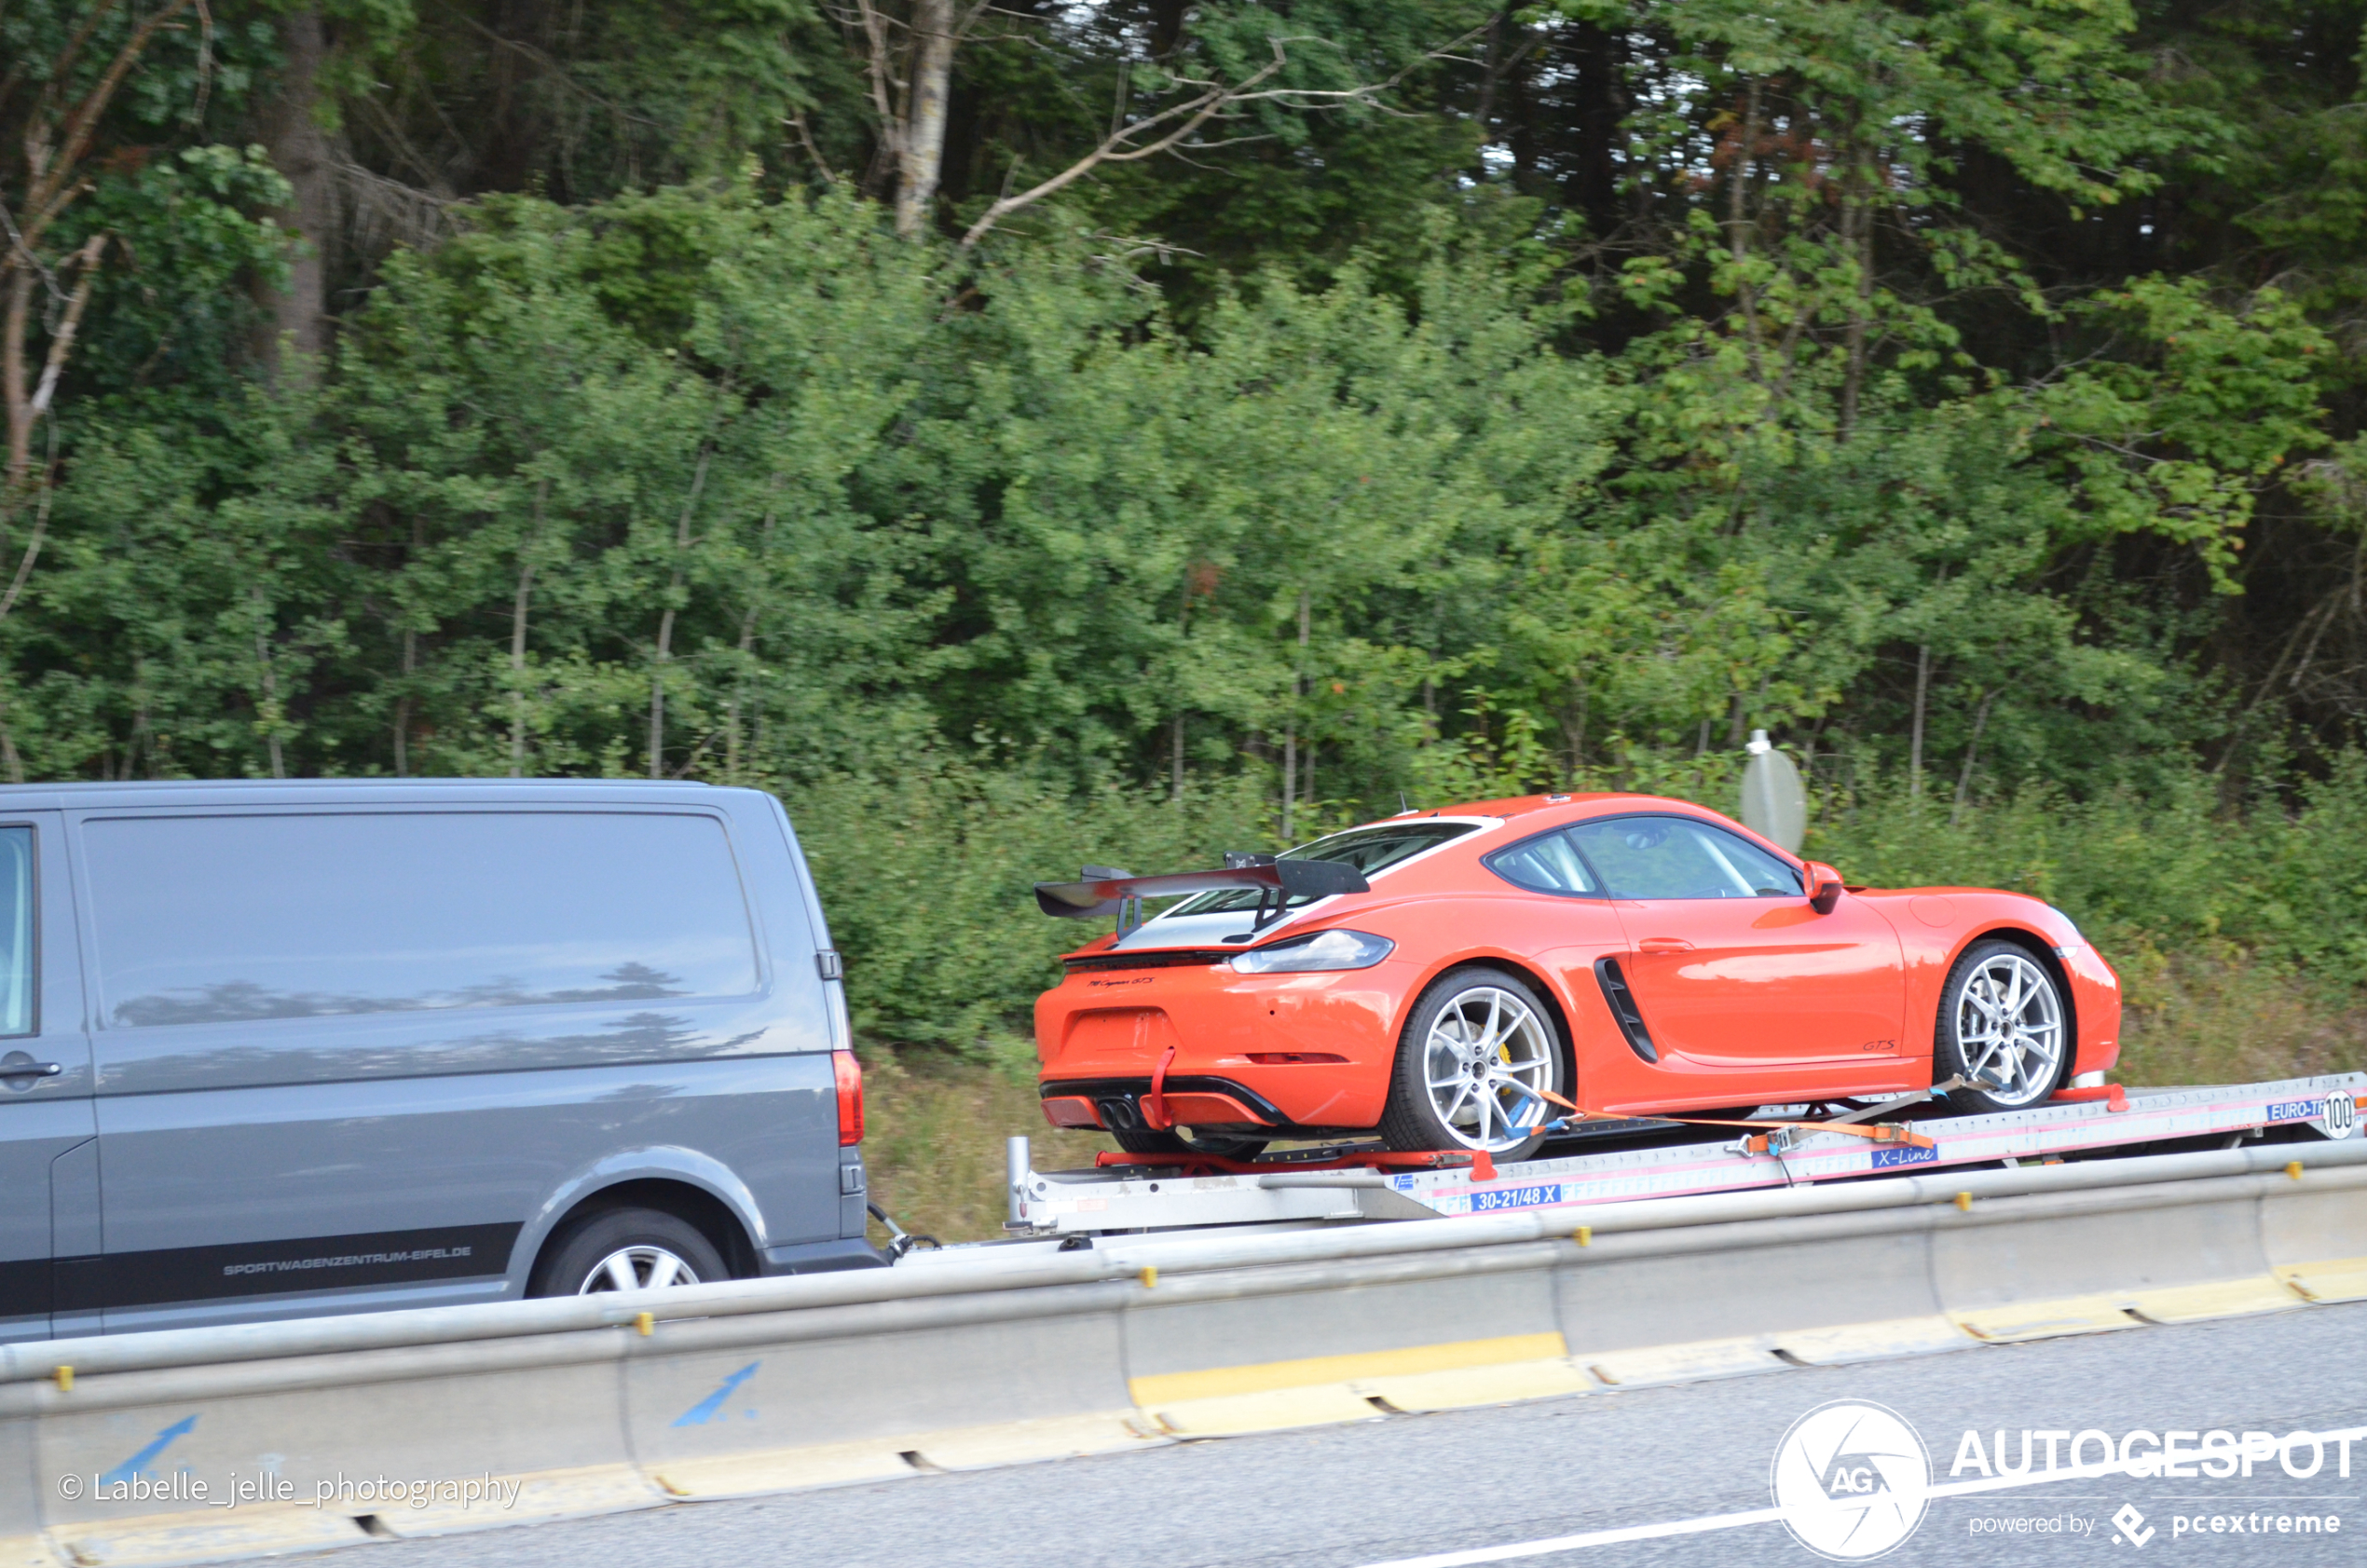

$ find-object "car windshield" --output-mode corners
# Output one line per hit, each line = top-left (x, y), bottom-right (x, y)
(1164, 823), (1480, 916)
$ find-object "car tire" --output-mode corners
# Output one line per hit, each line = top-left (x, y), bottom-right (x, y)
(529, 1207), (729, 1298)
(1379, 966), (1567, 1161)
(1935, 939), (2071, 1113)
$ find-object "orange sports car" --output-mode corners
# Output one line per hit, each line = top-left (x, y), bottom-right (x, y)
(1033, 793), (2121, 1159)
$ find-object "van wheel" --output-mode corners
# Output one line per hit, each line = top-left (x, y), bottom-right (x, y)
(530, 1207), (728, 1297)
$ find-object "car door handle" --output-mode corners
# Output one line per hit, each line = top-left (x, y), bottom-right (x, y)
(0, 1057), (62, 1078)
(1635, 937), (1694, 955)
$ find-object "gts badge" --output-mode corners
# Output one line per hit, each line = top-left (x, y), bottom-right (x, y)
(1087, 976), (1153, 989)
(1858, 1039), (1898, 1053)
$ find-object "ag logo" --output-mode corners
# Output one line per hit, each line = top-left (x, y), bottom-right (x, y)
(2317, 1092), (2358, 1139)
(1771, 1399), (1931, 1560)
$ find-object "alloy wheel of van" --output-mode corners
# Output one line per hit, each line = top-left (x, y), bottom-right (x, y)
(1936, 941), (2068, 1114)
(528, 1207), (730, 1299)
(1381, 967), (1566, 1161)
(578, 1244), (703, 1294)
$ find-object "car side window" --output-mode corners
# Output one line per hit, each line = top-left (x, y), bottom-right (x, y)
(1567, 815), (1804, 900)
(0, 826), (32, 1035)
(1484, 828), (1601, 896)
(84, 811), (761, 1029)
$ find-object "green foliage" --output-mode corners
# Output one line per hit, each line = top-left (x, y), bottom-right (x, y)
(1811, 753), (2367, 1005)
(793, 761), (1266, 1051)
(17, 1), (2367, 1046)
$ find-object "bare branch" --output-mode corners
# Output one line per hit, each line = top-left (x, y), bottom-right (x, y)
(454, 15), (658, 128)
(27, 233), (103, 420)
(0, 419), (58, 622)
(957, 28), (1477, 248)
(36, 0), (198, 238)
(788, 111), (842, 185)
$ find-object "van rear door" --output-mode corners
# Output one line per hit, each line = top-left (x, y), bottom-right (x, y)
(0, 813), (97, 1343)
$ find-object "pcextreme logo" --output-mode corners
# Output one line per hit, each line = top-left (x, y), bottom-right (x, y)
(1771, 1400), (1933, 1561)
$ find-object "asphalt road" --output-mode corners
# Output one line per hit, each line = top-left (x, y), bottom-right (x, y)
(307, 1301), (2367, 1568)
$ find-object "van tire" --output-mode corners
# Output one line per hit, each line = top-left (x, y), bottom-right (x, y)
(529, 1207), (728, 1297)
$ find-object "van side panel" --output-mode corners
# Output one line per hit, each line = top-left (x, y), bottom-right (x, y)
(88, 1055), (834, 1333)
(75, 797), (847, 1331)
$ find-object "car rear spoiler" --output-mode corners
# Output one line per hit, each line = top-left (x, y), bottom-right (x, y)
(1034, 853), (1370, 934)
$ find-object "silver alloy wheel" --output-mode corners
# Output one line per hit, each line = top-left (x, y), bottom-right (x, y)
(1423, 984), (1558, 1152)
(1949, 950), (2066, 1108)
(575, 1244), (702, 1295)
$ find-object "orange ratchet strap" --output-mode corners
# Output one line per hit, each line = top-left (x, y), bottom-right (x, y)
(1542, 1093), (1936, 1152)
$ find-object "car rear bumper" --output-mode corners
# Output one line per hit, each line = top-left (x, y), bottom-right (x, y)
(1036, 1075), (1370, 1139)
(1034, 959), (1416, 1130)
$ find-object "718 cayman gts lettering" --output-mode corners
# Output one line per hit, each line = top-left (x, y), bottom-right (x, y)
(1033, 793), (2121, 1159)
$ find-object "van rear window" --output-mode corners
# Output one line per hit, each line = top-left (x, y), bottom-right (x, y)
(84, 812), (760, 1028)
(0, 827), (30, 1035)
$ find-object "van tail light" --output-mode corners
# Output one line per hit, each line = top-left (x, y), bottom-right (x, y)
(832, 1050), (864, 1145)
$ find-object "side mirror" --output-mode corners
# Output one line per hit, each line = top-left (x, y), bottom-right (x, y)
(1803, 862), (1844, 914)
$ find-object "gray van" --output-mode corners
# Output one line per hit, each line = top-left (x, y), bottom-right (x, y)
(0, 780), (877, 1344)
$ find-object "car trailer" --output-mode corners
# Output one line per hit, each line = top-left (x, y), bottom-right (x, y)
(980, 1073), (2366, 1243)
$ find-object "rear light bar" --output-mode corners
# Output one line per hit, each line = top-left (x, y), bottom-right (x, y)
(833, 1050), (864, 1145)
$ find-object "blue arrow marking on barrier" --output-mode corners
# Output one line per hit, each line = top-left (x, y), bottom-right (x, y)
(672, 1362), (759, 1427)
(98, 1414), (197, 1485)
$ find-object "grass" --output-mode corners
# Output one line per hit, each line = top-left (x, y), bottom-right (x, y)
(2115, 958), (2367, 1086)
(854, 958), (2367, 1247)
(857, 1046), (1114, 1249)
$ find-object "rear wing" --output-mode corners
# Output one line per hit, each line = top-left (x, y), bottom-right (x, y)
(1034, 853), (1370, 934)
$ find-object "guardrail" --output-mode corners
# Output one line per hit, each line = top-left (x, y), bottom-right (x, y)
(6, 1139), (2364, 1567)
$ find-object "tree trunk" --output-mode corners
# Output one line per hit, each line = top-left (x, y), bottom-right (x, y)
(257, 11), (335, 378)
(1909, 643), (1931, 799)
(510, 480), (548, 778)
(1281, 588), (1309, 839)
(726, 508), (777, 784)
(2, 268), (32, 489)
(1726, 78), (1765, 379)
(509, 560), (536, 778)
(1839, 173), (1875, 443)
(648, 450), (711, 778)
(895, 0), (957, 239)
(252, 595), (287, 780)
(1951, 690), (1996, 826)
(393, 514), (423, 775)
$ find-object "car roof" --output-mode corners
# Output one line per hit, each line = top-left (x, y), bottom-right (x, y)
(1375, 791), (1689, 824)
(0, 778), (737, 811)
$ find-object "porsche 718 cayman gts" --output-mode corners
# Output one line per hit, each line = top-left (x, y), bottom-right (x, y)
(1033, 793), (2121, 1159)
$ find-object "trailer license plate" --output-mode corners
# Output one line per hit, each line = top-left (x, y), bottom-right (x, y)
(1471, 1183), (1563, 1211)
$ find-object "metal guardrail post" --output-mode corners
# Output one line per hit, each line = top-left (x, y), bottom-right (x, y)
(1007, 1135), (1032, 1228)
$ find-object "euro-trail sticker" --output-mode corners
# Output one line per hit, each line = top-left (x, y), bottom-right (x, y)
(2268, 1098), (2321, 1122)
(1471, 1182), (1564, 1212)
